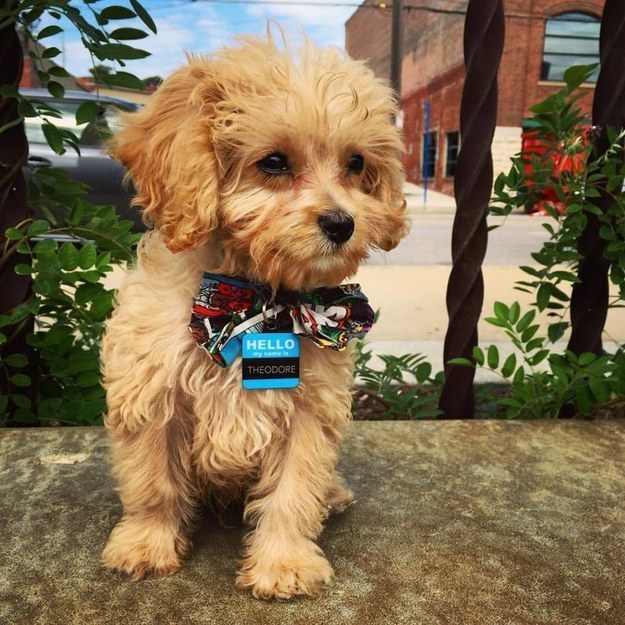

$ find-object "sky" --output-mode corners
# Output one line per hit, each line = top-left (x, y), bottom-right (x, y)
(44, 0), (364, 81)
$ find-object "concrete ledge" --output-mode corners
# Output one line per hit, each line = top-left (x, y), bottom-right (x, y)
(1, 421), (624, 624)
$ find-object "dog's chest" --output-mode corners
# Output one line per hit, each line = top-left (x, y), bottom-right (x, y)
(190, 370), (293, 485)
(188, 342), (352, 487)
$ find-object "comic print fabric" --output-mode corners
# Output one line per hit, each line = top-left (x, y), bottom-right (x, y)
(188, 272), (375, 367)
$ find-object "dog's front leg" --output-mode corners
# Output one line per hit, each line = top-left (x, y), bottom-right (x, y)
(102, 419), (196, 580)
(236, 410), (340, 599)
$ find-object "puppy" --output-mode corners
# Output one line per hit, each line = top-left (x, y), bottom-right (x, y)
(101, 34), (407, 600)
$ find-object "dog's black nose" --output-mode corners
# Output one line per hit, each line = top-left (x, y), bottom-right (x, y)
(318, 212), (354, 245)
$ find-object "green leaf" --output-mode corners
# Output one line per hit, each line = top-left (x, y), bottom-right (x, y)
(493, 301), (508, 321)
(548, 322), (569, 343)
(484, 316), (508, 328)
(512, 366), (525, 385)
(27, 219), (49, 236)
(529, 349), (550, 366)
(516, 310), (536, 333)
(11, 393), (32, 409)
(77, 371), (101, 387)
(59, 242), (79, 271)
(110, 27), (149, 40)
(3, 353), (28, 368)
(34, 238), (58, 254)
(75, 283), (104, 305)
(5, 226), (25, 241)
(472, 346), (485, 366)
(48, 66), (71, 78)
(96, 251), (112, 269)
(99, 5), (136, 20)
(14, 263), (32, 276)
(78, 244), (97, 269)
(42, 46), (62, 59)
(42, 123), (65, 154)
(37, 71), (50, 87)
(12, 408), (38, 424)
(97, 43), (150, 60)
(105, 71), (145, 90)
(75, 101), (100, 126)
(589, 380), (611, 403)
(90, 293), (113, 319)
(37, 25), (63, 39)
(578, 353), (597, 366)
(130, 0), (157, 33)
(536, 283), (551, 311)
(575, 385), (596, 415)
(447, 357), (473, 367)
(521, 324), (539, 343)
(508, 302), (521, 325)
(501, 353), (517, 378)
(18, 99), (37, 118)
(10, 374), (31, 387)
(526, 337), (545, 352)
(0, 85), (19, 98)
(487, 345), (499, 369)
(80, 271), (102, 283)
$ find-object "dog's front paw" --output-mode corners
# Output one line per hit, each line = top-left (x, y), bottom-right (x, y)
(102, 516), (187, 580)
(236, 540), (334, 600)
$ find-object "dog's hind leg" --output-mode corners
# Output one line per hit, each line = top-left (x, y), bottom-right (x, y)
(235, 411), (342, 599)
(102, 417), (197, 580)
(325, 472), (355, 515)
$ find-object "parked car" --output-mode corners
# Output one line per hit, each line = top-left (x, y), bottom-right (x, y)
(20, 88), (144, 231)
(520, 124), (592, 216)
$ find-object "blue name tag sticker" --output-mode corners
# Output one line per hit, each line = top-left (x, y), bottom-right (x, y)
(242, 333), (300, 390)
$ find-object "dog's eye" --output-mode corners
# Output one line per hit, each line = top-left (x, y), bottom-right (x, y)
(257, 152), (291, 175)
(347, 154), (364, 175)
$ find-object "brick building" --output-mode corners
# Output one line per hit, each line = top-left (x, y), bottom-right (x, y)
(346, 0), (604, 194)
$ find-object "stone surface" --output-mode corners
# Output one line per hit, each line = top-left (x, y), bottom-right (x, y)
(1, 421), (624, 625)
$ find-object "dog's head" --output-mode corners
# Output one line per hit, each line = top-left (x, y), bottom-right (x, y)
(112, 35), (408, 290)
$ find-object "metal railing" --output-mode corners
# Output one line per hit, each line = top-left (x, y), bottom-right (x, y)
(438, 0), (625, 418)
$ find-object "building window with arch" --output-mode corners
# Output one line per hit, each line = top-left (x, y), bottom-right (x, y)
(541, 12), (600, 83)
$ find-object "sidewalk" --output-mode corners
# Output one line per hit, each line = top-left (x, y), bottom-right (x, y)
(2, 423), (624, 625)
(403, 181), (457, 214)
(354, 264), (625, 380)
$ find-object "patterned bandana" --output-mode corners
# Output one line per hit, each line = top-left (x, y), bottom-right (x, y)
(188, 272), (375, 367)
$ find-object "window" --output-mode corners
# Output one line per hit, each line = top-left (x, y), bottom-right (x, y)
(23, 99), (131, 147)
(422, 131), (437, 179)
(541, 12), (600, 83)
(445, 131), (460, 177)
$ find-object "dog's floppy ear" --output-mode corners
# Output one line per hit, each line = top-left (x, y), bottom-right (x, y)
(364, 137), (409, 252)
(373, 164), (409, 252)
(110, 61), (221, 252)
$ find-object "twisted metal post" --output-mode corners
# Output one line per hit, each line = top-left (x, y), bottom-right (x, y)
(438, 0), (505, 419)
(0, 13), (35, 412)
(567, 0), (625, 357)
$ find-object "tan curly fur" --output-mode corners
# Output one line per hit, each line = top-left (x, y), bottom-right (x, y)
(101, 33), (408, 600)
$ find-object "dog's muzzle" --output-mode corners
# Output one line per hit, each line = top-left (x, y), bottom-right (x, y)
(318, 211), (354, 245)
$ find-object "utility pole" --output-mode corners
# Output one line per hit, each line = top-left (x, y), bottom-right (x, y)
(390, 0), (404, 98)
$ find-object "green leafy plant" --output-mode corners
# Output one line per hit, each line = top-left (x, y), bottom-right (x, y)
(452, 64), (625, 419)
(1, 170), (140, 425)
(354, 64), (625, 420)
(353, 340), (443, 419)
(450, 301), (625, 418)
(1, 1), (154, 424)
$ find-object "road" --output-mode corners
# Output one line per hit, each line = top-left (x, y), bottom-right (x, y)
(367, 213), (552, 267)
